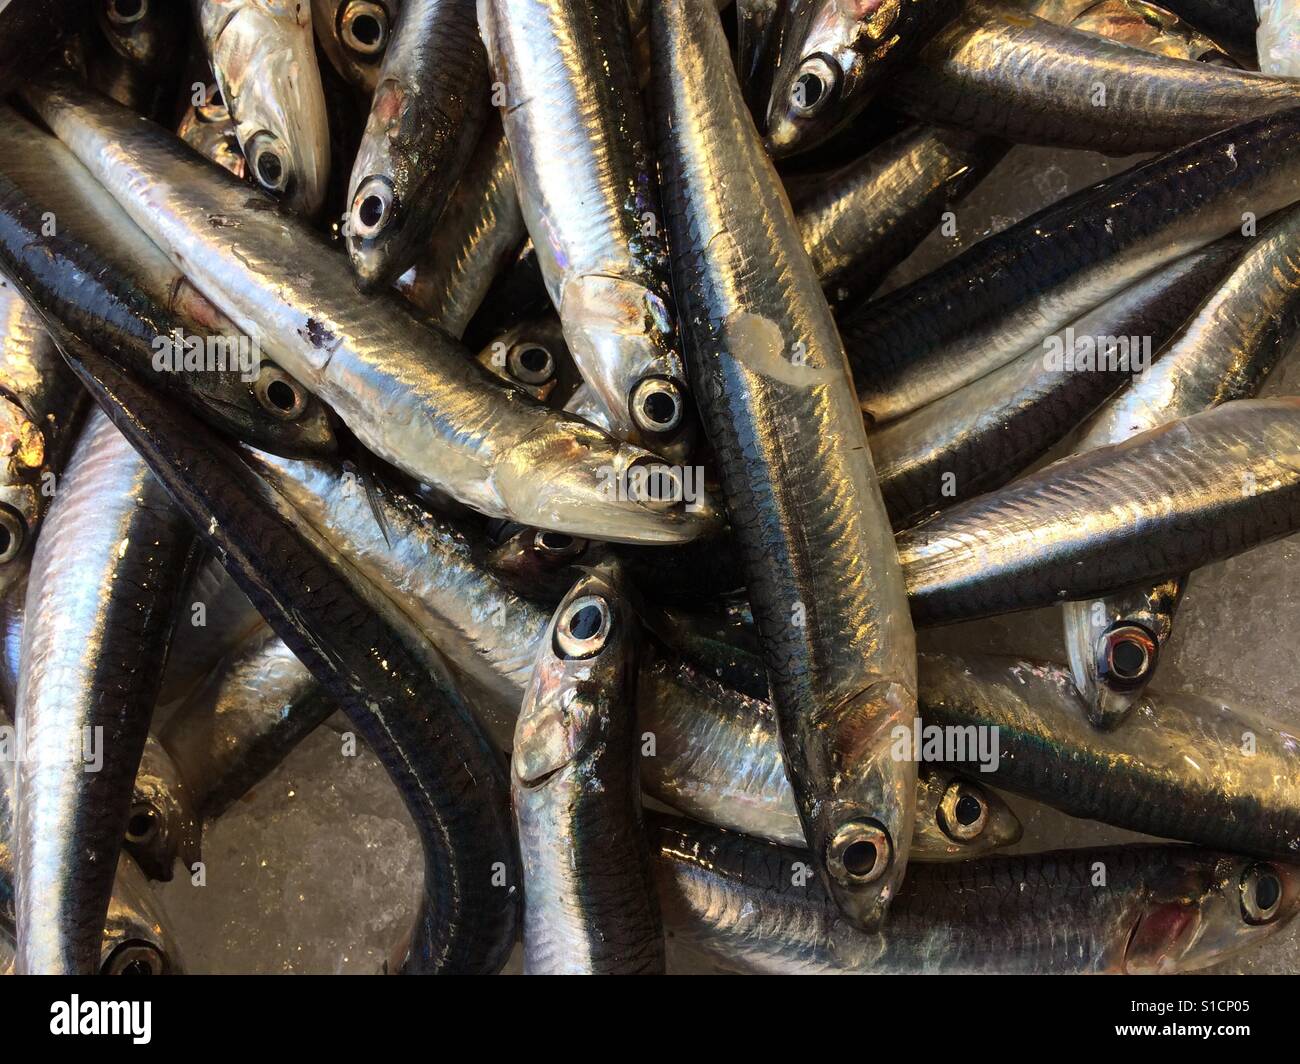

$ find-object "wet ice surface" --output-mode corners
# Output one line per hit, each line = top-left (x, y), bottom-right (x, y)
(143, 146), (1298, 975)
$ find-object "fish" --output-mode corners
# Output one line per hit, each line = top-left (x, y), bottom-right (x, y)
(1068, 0), (1240, 62)
(919, 652), (1300, 858)
(345, 0), (490, 290)
(193, 0), (331, 215)
(651, 813), (1300, 974)
(765, 0), (961, 157)
(487, 524), (605, 602)
(0, 281), (83, 606)
(0, 107), (337, 459)
(1156, 0), (1259, 55)
(870, 236), (1245, 528)
(123, 736), (202, 884)
(1062, 204), (1300, 727)
(651, 0), (918, 929)
(86, 0), (188, 120)
(15, 409), (196, 974)
(791, 125), (1009, 309)
(513, 563), (665, 974)
(735, 0), (784, 115)
(474, 314), (580, 405)
(56, 331), (521, 976)
(479, 0), (695, 462)
(177, 81), (248, 179)
(898, 398), (1300, 626)
(395, 124), (527, 339)
(312, 0), (399, 94)
(25, 74), (709, 544)
(888, 0), (1299, 154)
(839, 107), (1300, 422)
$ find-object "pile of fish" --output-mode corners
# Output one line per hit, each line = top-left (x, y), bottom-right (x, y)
(0, 0), (1299, 976)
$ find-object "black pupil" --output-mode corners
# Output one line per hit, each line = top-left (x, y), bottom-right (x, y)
(113, 0), (144, 18)
(955, 793), (983, 826)
(266, 379), (297, 412)
(257, 151), (283, 186)
(796, 71), (825, 108)
(643, 390), (677, 425)
(519, 346), (550, 374)
(127, 810), (155, 839)
(120, 959), (154, 976)
(0, 525), (11, 555)
(540, 532), (572, 551)
(1111, 638), (1147, 679)
(351, 13), (381, 45)
(568, 604), (602, 641)
(1255, 872), (1281, 912)
(841, 840), (877, 877)
(359, 194), (385, 228)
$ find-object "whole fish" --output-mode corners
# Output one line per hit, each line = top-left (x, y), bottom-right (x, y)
(193, 0), (331, 215)
(888, 0), (1299, 153)
(652, 0), (917, 930)
(920, 653), (1300, 857)
(0, 281), (82, 604)
(513, 563), (664, 974)
(0, 108), (337, 459)
(57, 335), (521, 975)
(312, 0), (398, 93)
(870, 237), (1244, 528)
(395, 124), (527, 339)
(15, 410), (196, 974)
(25, 74), (707, 544)
(899, 399), (1300, 626)
(839, 107), (1300, 422)
(765, 0), (961, 157)
(651, 814), (1300, 974)
(1063, 204), (1300, 727)
(177, 81), (248, 179)
(479, 0), (695, 462)
(792, 126), (1008, 309)
(86, 0), (188, 120)
(345, 0), (490, 290)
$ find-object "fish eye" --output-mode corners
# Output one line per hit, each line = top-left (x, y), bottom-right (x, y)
(340, 1), (390, 57)
(826, 820), (891, 885)
(790, 55), (839, 117)
(102, 941), (166, 976)
(533, 529), (586, 560)
(508, 343), (555, 386)
(248, 131), (289, 193)
(630, 376), (685, 435)
(351, 176), (396, 239)
(125, 804), (159, 845)
(554, 593), (612, 659)
(1096, 622), (1157, 689)
(255, 366), (309, 421)
(106, 0), (147, 26)
(1241, 863), (1284, 925)
(938, 780), (989, 842)
(0, 503), (27, 563)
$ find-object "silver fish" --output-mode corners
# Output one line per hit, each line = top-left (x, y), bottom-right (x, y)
(312, 0), (399, 94)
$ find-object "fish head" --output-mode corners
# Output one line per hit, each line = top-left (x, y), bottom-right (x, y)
(765, 0), (905, 157)
(1125, 852), (1300, 974)
(512, 561), (638, 790)
(245, 362), (339, 458)
(312, 0), (394, 93)
(486, 524), (606, 604)
(123, 736), (202, 883)
(475, 316), (578, 405)
(1063, 597), (1164, 730)
(101, 852), (184, 975)
(916, 768), (1022, 859)
(96, 0), (188, 75)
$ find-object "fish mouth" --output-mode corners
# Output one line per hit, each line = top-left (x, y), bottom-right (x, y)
(1123, 901), (1201, 974)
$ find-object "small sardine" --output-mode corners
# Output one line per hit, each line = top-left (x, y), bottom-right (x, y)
(312, 0), (399, 94)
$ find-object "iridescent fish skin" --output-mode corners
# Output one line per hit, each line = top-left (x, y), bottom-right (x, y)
(651, 814), (1300, 974)
(513, 564), (664, 974)
(651, 0), (917, 930)
(1069, 0), (1240, 63)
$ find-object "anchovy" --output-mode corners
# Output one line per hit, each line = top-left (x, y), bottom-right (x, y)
(651, 814), (1300, 974)
(1156, 0), (1259, 54)
(871, 237), (1244, 528)
(25, 74), (707, 544)
(735, 0), (783, 115)
(345, 0), (489, 290)
(900, 398), (1300, 626)
(479, 0), (695, 462)
(86, 0), (187, 120)
(57, 334), (521, 975)
(396, 124), (527, 339)
(652, 0), (917, 929)
(177, 81), (248, 180)
(1068, 0), (1240, 62)
(312, 0), (398, 94)
(124, 736), (202, 883)
(839, 107), (1300, 422)
(15, 410), (196, 974)
(0, 108), (337, 459)
(765, 0), (960, 157)
(1063, 205), (1300, 726)
(473, 314), (579, 405)
(193, 0), (331, 215)
(889, 0), (1298, 153)
(514, 563), (664, 974)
